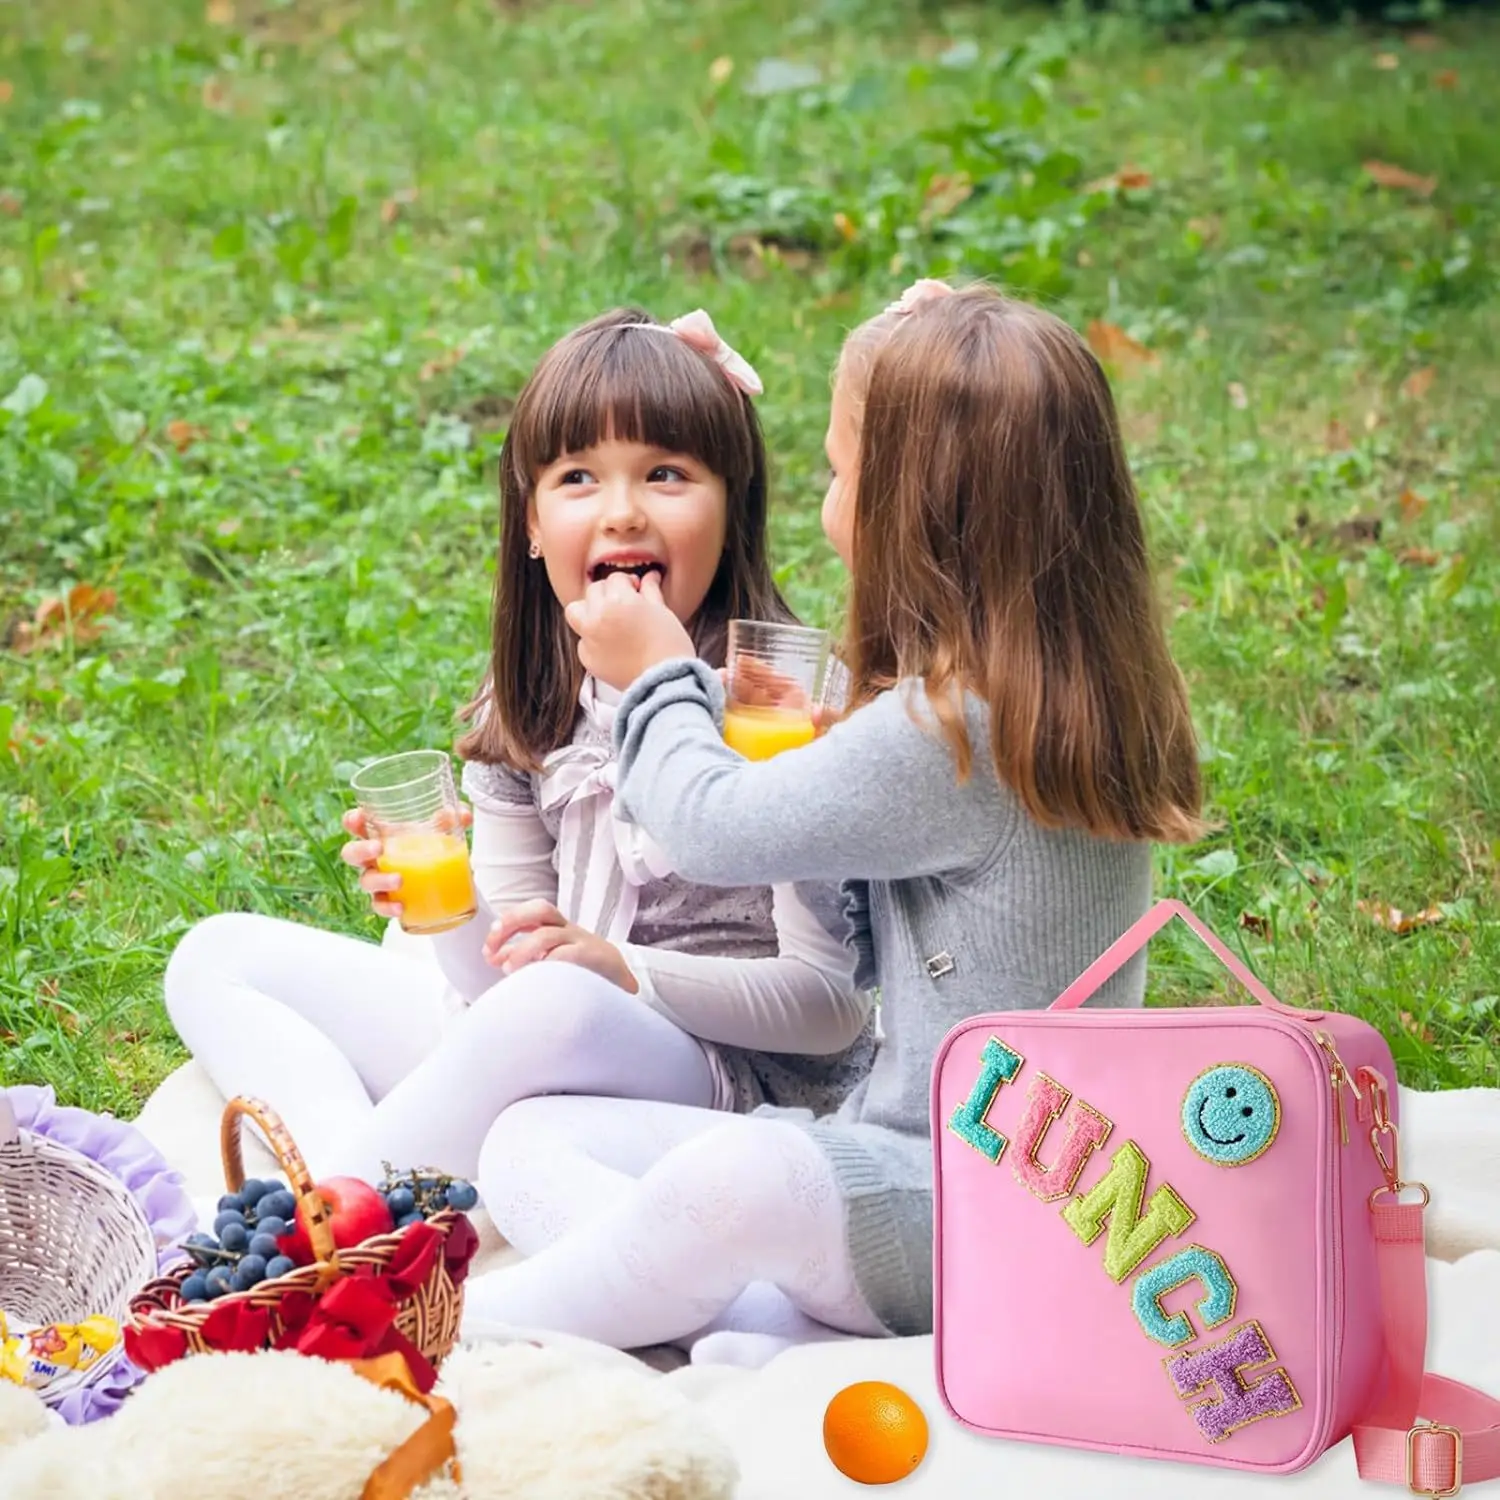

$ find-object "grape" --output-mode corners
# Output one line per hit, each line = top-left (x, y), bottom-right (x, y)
(386, 1187), (416, 1218)
(249, 1232), (280, 1259)
(239, 1179), (270, 1208)
(204, 1266), (234, 1299)
(236, 1254), (268, 1287)
(216, 1192), (246, 1214)
(220, 1222), (250, 1253)
(258, 1190), (296, 1221)
(180, 1272), (210, 1302)
(255, 1215), (288, 1240)
(396, 1212), (424, 1229)
(445, 1181), (478, 1211)
(265, 1256), (296, 1280)
(213, 1210), (246, 1236)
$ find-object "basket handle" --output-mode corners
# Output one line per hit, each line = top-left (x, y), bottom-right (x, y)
(220, 1096), (337, 1266)
(0, 1092), (16, 1146)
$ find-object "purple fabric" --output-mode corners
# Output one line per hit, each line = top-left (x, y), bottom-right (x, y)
(3, 1084), (197, 1423)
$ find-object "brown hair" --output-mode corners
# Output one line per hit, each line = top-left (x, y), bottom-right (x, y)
(459, 307), (795, 770)
(836, 284), (1202, 843)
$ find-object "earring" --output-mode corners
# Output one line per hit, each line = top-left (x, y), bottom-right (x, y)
(528, 541), (542, 559)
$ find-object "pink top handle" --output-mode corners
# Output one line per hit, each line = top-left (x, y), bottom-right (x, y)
(1048, 898), (1320, 1019)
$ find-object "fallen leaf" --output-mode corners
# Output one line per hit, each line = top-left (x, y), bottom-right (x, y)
(744, 58), (823, 96)
(1084, 165), (1153, 194)
(1399, 1011), (1435, 1044)
(206, 0), (235, 23)
(0, 80), (12, 105)
(1400, 365), (1436, 400)
(1227, 381), (1249, 410)
(1398, 488), (1427, 523)
(381, 186), (418, 224)
(233, 417), (251, 433)
(767, 244), (813, 271)
(1373, 51), (1400, 69)
(1364, 408), (1382, 432)
(1407, 31), (1442, 49)
(1086, 320), (1158, 374)
(709, 55), (734, 84)
(201, 76), (231, 111)
(1357, 899), (1444, 935)
(419, 345), (467, 382)
(0, 191), (20, 217)
(832, 211), (857, 243)
(165, 419), (208, 451)
(1324, 419), (1352, 451)
(1363, 160), (1437, 197)
(9, 581), (119, 653)
(920, 172), (973, 224)
(1397, 547), (1441, 567)
(1238, 912), (1270, 937)
(1331, 514), (1382, 547)
(1077, 249), (1093, 267)
(1433, 69), (1459, 90)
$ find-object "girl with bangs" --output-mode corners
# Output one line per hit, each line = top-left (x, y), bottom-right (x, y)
(165, 310), (874, 1251)
(460, 282), (1205, 1363)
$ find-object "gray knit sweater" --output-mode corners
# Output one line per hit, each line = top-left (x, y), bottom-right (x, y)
(615, 659), (1152, 1336)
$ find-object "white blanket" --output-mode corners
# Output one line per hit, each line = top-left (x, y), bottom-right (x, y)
(136, 1064), (1500, 1498)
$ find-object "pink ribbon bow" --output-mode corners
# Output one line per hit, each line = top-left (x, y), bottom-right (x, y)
(659, 309), (764, 396)
(885, 278), (955, 316)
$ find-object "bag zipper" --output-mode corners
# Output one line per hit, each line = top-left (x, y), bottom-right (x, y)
(1312, 1028), (1361, 1146)
(1308, 1024), (1361, 1453)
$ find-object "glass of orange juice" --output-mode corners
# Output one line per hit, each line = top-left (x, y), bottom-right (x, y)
(350, 750), (477, 935)
(722, 620), (831, 761)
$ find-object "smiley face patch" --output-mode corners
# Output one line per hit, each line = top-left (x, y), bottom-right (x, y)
(1181, 1065), (1281, 1166)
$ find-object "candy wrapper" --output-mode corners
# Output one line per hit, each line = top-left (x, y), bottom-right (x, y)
(0, 1310), (121, 1393)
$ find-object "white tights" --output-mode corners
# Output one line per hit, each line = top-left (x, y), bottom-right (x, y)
(163, 913), (719, 1185)
(463, 1095), (886, 1352)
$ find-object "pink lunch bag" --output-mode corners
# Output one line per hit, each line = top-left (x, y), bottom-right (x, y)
(931, 899), (1499, 1497)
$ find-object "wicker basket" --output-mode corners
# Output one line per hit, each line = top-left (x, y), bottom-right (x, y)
(127, 1097), (470, 1374)
(0, 1091), (158, 1407)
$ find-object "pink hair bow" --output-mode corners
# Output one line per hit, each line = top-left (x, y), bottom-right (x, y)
(667, 309), (764, 397)
(885, 278), (955, 316)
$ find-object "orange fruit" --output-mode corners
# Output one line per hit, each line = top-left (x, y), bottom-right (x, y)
(822, 1379), (929, 1485)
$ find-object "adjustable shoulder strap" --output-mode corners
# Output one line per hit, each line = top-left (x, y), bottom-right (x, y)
(1352, 1188), (1500, 1494)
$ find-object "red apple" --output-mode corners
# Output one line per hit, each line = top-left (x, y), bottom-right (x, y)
(284, 1176), (393, 1261)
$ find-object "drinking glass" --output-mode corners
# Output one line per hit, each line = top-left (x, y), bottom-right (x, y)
(350, 750), (477, 935)
(722, 621), (831, 761)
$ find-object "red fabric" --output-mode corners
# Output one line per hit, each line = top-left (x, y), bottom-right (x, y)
(123, 1321), (187, 1372)
(129, 1213), (472, 1386)
(200, 1299), (272, 1353)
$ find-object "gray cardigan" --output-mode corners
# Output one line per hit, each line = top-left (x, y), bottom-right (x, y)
(615, 658), (1152, 1335)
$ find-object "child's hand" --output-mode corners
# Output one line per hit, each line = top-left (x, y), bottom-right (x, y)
(483, 899), (640, 994)
(717, 665), (836, 735)
(564, 572), (694, 691)
(339, 805), (472, 921)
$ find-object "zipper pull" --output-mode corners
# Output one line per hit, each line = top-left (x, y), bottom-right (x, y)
(1313, 1030), (1360, 1145)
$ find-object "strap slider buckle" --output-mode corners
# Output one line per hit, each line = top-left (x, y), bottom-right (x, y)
(1406, 1420), (1463, 1497)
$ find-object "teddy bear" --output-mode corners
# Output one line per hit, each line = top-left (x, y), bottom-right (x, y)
(0, 1337), (738, 1500)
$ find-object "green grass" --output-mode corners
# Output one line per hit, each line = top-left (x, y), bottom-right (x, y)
(2, 0), (1497, 1113)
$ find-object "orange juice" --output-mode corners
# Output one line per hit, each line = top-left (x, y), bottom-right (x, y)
(723, 705), (817, 761)
(376, 829), (477, 934)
